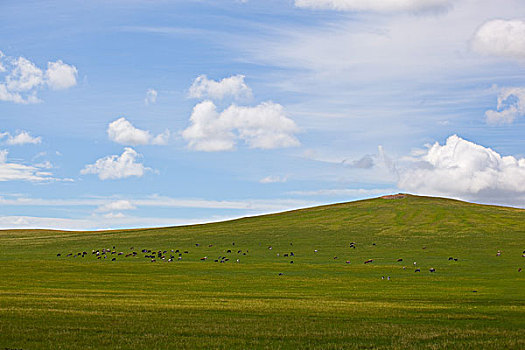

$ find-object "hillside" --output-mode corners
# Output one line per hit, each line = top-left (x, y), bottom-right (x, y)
(1, 194), (524, 349)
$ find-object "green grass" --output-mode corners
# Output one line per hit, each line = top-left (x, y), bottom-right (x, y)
(1, 194), (524, 349)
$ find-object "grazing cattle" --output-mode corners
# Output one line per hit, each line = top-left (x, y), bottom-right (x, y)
(200, 257), (207, 261)
(448, 257), (453, 260)
(518, 268), (522, 272)
(372, 243), (376, 246)
(279, 273), (283, 276)
(415, 268), (420, 272)
(237, 250), (241, 254)
(178, 257), (182, 260)
(290, 261), (294, 264)
(314, 249), (318, 253)
(195, 244), (199, 247)
(243, 253), (246, 255)
(277, 253), (280, 257)
(236, 259), (240, 263)
(214, 260), (218, 262)
(381, 276), (384, 280)
(454, 258), (458, 261)
(403, 267), (406, 270)
(151, 259), (156, 262)
(397, 258), (403, 262)
(364, 259), (373, 264)
(334, 256), (338, 260)
(284, 254), (288, 257)
(209, 245), (213, 247)
(387, 276), (390, 280)
(268, 246), (273, 250)
(184, 251), (189, 254)
(112, 258), (116, 261)
(227, 250), (231, 253)
(168, 258), (172, 262)
(346, 260), (351, 264)
(290, 252), (294, 256)
(57, 253), (61, 257)
(429, 268), (436, 273)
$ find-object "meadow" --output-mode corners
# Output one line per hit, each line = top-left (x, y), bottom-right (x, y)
(1, 194), (524, 349)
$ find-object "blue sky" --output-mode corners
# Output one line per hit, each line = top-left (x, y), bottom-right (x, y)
(1, 0), (524, 230)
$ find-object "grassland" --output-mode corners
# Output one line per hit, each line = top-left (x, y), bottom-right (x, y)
(0, 194), (524, 349)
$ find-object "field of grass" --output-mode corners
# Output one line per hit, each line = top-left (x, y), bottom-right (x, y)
(1, 194), (524, 349)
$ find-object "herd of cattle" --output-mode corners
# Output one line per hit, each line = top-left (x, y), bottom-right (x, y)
(55, 242), (525, 275)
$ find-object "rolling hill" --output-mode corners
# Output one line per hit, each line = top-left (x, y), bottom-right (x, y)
(1, 194), (524, 349)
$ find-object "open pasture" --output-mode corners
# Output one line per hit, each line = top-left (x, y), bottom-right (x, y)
(1, 195), (524, 349)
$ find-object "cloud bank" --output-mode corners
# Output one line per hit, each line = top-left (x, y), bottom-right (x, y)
(0, 149), (59, 182)
(398, 135), (525, 204)
(0, 51), (77, 104)
(182, 100), (300, 151)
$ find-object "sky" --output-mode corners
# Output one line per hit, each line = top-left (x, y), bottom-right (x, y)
(0, 0), (524, 230)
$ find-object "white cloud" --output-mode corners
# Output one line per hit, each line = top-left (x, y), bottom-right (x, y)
(145, 88), (157, 105)
(6, 57), (43, 92)
(188, 75), (252, 101)
(472, 19), (525, 61)
(260, 175), (287, 184)
(485, 87), (525, 124)
(1, 130), (42, 145)
(398, 135), (525, 203)
(0, 149), (61, 182)
(45, 60), (78, 90)
(81, 147), (150, 180)
(107, 117), (170, 145)
(182, 100), (300, 151)
(0, 52), (77, 104)
(96, 200), (136, 212)
(294, 0), (454, 13)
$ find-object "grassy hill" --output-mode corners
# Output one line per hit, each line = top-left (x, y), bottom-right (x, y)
(1, 194), (524, 349)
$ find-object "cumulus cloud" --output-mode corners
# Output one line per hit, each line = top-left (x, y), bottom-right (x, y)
(45, 60), (78, 90)
(81, 147), (150, 180)
(1, 130), (42, 145)
(145, 88), (157, 105)
(398, 135), (525, 203)
(294, 0), (453, 13)
(485, 87), (525, 124)
(0, 52), (77, 104)
(107, 117), (170, 145)
(0, 149), (60, 182)
(472, 19), (525, 61)
(188, 75), (252, 101)
(182, 100), (300, 151)
(95, 200), (136, 213)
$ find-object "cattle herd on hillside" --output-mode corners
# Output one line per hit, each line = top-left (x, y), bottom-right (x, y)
(56, 243), (525, 275)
